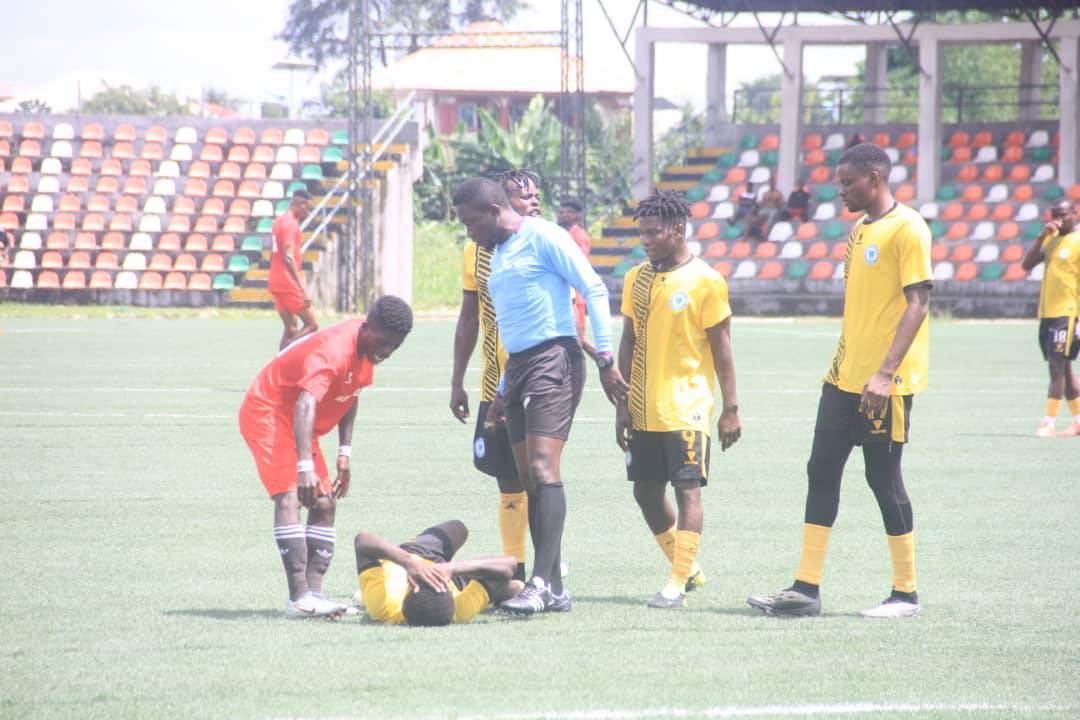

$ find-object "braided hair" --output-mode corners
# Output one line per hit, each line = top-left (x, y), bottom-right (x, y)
(491, 168), (541, 195)
(633, 189), (691, 230)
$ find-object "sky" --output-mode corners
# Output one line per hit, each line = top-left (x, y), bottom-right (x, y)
(3, 1), (865, 114)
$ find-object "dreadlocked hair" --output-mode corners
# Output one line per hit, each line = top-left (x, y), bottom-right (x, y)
(633, 189), (691, 227)
(491, 168), (541, 193)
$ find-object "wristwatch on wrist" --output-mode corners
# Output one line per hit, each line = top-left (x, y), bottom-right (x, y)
(595, 351), (614, 370)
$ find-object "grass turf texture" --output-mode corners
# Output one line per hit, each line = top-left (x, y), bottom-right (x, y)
(1, 316), (1077, 719)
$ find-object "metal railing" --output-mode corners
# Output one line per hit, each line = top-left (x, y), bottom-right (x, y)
(731, 83), (1057, 125)
(300, 91), (416, 252)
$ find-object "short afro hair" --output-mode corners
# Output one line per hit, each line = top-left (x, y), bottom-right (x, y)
(559, 197), (584, 213)
(369, 295), (413, 335)
(491, 168), (541, 195)
(453, 177), (510, 210)
(838, 142), (892, 180)
(402, 585), (455, 627)
(633, 189), (691, 227)
(292, 188), (312, 201)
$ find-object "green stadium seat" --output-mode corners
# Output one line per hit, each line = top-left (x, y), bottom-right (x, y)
(213, 273), (235, 290)
(1043, 185), (1064, 201)
(787, 260), (810, 279)
(979, 262), (1004, 281)
(322, 146), (344, 163)
(629, 244), (646, 259)
(256, 218), (273, 233)
(739, 134), (758, 150)
(275, 199), (290, 214)
(241, 235), (264, 252)
(301, 164), (324, 180)
(702, 168), (722, 184)
(940, 147), (953, 162)
(611, 261), (632, 279)
(823, 222), (846, 240)
(286, 181), (308, 196)
(826, 149), (843, 165)
(815, 186), (837, 203)
(332, 129), (349, 145)
(936, 185), (958, 202)
(227, 254), (251, 273)
(685, 186), (706, 202)
(722, 223), (743, 240)
(716, 152), (737, 168)
(1022, 224), (1043, 241)
(761, 150), (779, 167)
(1028, 147), (1052, 163)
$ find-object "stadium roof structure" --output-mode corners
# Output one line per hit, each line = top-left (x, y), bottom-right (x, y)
(665, 1), (1080, 13)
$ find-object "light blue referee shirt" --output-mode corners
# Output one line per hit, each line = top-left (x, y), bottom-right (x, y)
(487, 216), (613, 357)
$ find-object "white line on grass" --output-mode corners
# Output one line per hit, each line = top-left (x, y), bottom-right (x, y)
(459, 702), (1072, 720)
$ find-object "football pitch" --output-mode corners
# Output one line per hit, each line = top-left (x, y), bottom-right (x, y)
(2, 312), (1077, 720)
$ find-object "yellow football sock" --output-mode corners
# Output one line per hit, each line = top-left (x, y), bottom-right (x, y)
(887, 532), (917, 593)
(498, 492), (528, 563)
(1068, 397), (1080, 418)
(794, 523), (832, 586)
(1046, 398), (1062, 419)
(654, 527), (676, 563)
(668, 530), (701, 591)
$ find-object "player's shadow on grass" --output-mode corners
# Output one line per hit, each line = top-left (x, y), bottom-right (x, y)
(162, 608), (280, 621)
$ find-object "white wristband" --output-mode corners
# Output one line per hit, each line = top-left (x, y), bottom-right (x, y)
(296, 459), (315, 473)
(338, 445), (352, 458)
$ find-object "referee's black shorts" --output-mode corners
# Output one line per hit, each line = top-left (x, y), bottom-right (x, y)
(502, 337), (586, 444)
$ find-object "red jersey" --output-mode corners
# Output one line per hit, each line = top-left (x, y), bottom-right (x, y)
(568, 224), (590, 257)
(269, 211), (303, 293)
(241, 318), (373, 437)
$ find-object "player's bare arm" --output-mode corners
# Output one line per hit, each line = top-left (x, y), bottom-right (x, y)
(293, 390), (319, 509)
(333, 402), (357, 499)
(1021, 218), (1062, 271)
(860, 284), (931, 414)
(353, 531), (452, 592)
(707, 317), (741, 451)
(615, 315), (636, 451)
(442, 555), (525, 603)
(281, 243), (309, 306)
(450, 291), (480, 423)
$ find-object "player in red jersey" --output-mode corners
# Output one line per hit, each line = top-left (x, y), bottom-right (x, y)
(558, 197), (597, 359)
(270, 189), (318, 350)
(238, 295), (414, 618)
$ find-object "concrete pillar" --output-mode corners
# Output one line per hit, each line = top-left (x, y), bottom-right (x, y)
(632, 31), (655, 200)
(864, 42), (889, 124)
(777, 38), (804, 195)
(916, 38), (943, 202)
(704, 43), (728, 146)
(1019, 41), (1043, 123)
(1059, 34), (1080, 189)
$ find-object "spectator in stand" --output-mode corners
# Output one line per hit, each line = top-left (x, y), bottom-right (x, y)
(846, 132), (866, 151)
(732, 183), (758, 226)
(743, 205), (766, 243)
(759, 177), (785, 234)
(786, 181), (811, 222)
(0, 230), (13, 266)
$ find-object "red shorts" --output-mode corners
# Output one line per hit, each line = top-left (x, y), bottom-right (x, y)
(271, 283), (306, 315)
(238, 396), (332, 498)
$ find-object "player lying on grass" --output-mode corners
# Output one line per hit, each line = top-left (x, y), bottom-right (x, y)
(353, 520), (525, 626)
(238, 295), (413, 619)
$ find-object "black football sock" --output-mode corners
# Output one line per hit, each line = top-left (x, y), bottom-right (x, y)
(531, 483), (566, 591)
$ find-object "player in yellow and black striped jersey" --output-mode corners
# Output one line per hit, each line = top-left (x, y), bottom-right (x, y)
(615, 189), (742, 610)
(449, 170), (542, 581)
(1021, 199), (1080, 437)
(353, 520), (524, 626)
(748, 143), (932, 620)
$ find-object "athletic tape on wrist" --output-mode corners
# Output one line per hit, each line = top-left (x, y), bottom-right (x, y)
(296, 459), (315, 473)
(338, 445), (352, 458)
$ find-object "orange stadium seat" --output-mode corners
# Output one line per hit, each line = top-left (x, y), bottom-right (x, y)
(948, 131), (970, 148)
(62, 270), (86, 289)
(109, 214), (133, 232)
(0, 212), (17, 230)
(74, 233), (97, 250)
(183, 235), (207, 253)
(228, 198), (252, 217)
(1001, 146), (1023, 164)
(1004, 130), (1025, 147)
(37, 270), (60, 289)
(1011, 185), (1033, 202)
(167, 216), (192, 233)
(95, 252), (119, 270)
(1002, 262), (1027, 281)
(122, 178), (147, 196)
(219, 162), (242, 180)
(145, 125), (167, 144)
(68, 250), (92, 268)
(260, 128), (284, 145)
(238, 181), (261, 198)
(830, 241), (847, 260)
(809, 260), (834, 279)
(724, 168), (747, 184)
(114, 124), (136, 142)
(950, 146), (972, 163)
(80, 141), (103, 159)
(759, 261), (783, 279)
(19, 139), (41, 157)
(223, 216), (246, 234)
(2, 195), (24, 212)
(244, 163), (268, 180)
(299, 145), (321, 164)
(0, 120), (12, 137)
(804, 149), (826, 166)
(188, 272), (212, 291)
(981, 164), (1004, 182)
(206, 127), (228, 145)
(896, 132), (917, 149)
(950, 241), (974, 261)
(1069, 184), (1080, 202)
(212, 180), (236, 198)
(233, 127), (257, 145)
(41, 251), (64, 268)
(954, 261), (977, 281)
(158, 233), (182, 252)
(128, 160), (151, 177)
(955, 164), (977, 182)
(174, 253), (198, 271)
(8, 176), (30, 193)
(53, 213), (76, 231)
(894, 184), (915, 203)
(711, 261), (732, 277)
(112, 142), (135, 160)
(199, 145), (224, 163)
(760, 135), (780, 151)
(211, 234), (235, 253)
(1000, 243), (1024, 263)
(696, 222), (719, 241)
(306, 128), (329, 146)
(797, 224), (820, 242)
(802, 134), (823, 151)
(960, 185), (984, 203)
(81, 124), (105, 141)
(10, 157), (32, 174)
(0, 139), (10, 156)
(100, 158), (122, 176)
(189, 161), (211, 180)
(194, 216), (219, 234)
(931, 243), (948, 262)
(22, 121), (45, 139)
(968, 203), (988, 221)
(755, 242), (778, 259)
(730, 241), (751, 259)
(972, 131), (994, 148)
(89, 270), (113, 289)
(872, 132), (891, 147)
(201, 253), (225, 273)
(101, 233), (125, 250)
(227, 145), (251, 163)
(704, 241), (727, 258)
(163, 271), (186, 290)
(203, 198), (225, 216)
(141, 143), (163, 161)
(690, 202), (710, 220)
(1008, 165), (1031, 183)
(46, 232), (70, 249)
(183, 179), (208, 198)
(990, 203), (1013, 222)
(807, 166), (830, 184)
(139, 271), (164, 290)
(70, 158), (92, 177)
(946, 223), (970, 242)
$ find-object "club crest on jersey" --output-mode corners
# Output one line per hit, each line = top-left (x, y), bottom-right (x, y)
(474, 438), (486, 458)
(864, 244), (879, 265)
(1060, 247), (1070, 260)
(669, 291), (689, 311)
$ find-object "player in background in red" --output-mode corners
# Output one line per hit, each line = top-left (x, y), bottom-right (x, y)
(238, 296), (414, 618)
(558, 198), (598, 360)
(270, 189), (318, 350)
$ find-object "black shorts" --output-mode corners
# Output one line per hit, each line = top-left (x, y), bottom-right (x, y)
(815, 382), (913, 445)
(626, 429), (710, 486)
(400, 527), (479, 592)
(1039, 317), (1080, 361)
(473, 400), (518, 479)
(503, 337), (586, 444)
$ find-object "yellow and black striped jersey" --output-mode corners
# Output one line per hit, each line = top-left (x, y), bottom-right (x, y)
(1037, 230), (1080, 319)
(463, 241), (509, 403)
(358, 558), (491, 625)
(825, 202), (931, 396)
(620, 257), (732, 434)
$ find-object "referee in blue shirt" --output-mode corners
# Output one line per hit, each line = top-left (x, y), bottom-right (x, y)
(453, 177), (629, 615)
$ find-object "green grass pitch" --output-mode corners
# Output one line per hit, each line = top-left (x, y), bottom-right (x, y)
(1, 313), (1077, 719)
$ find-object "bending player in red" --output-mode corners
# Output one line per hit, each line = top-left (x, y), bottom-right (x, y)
(270, 189), (318, 350)
(238, 296), (414, 618)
